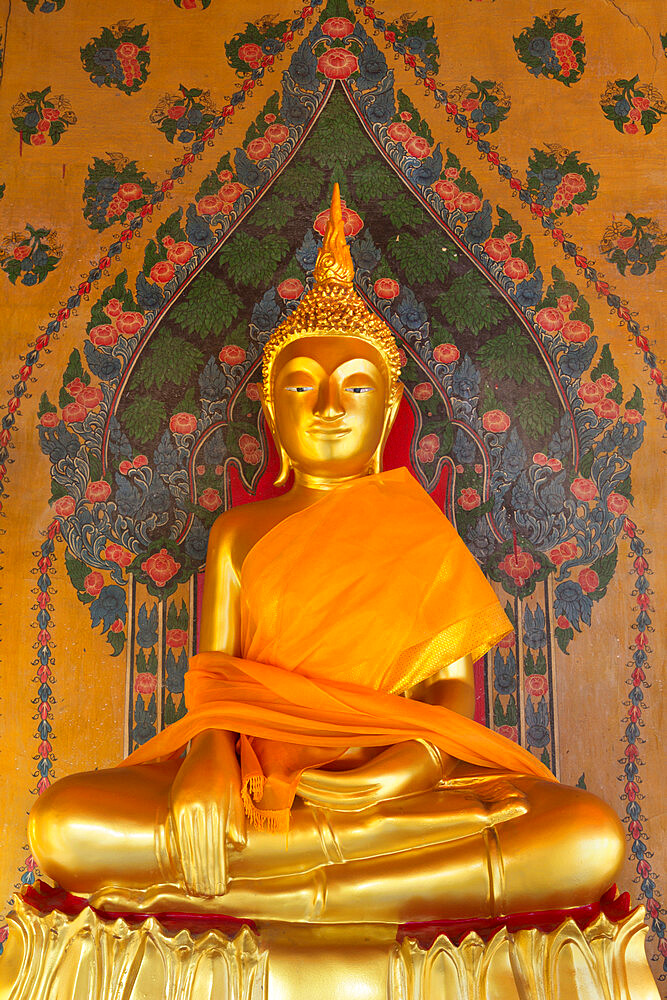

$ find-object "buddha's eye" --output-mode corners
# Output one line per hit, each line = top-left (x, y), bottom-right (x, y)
(285, 386), (314, 393)
(345, 386), (374, 394)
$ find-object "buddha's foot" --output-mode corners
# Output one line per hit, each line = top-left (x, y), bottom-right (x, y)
(0, 886), (660, 1000)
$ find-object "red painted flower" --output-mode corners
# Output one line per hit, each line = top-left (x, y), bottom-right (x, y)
(562, 172), (585, 192)
(78, 385), (103, 410)
(624, 408), (642, 424)
(483, 237), (512, 262)
(416, 433), (439, 463)
(594, 398), (620, 420)
(117, 42), (139, 59)
(461, 97), (479, 111)
(219, 344), (246, 366)
(313, 202), (363, 237)
(455, 191), (481, 213)
(197, 194), (223, 217)
(533, 452), (547, 465)
(199, 487), (223, 512)
(497, 724), (517, 741)
(166, 628), (188, 648)
(458, 487), (481, 510)
(482, 409), (510, 433)
(265, 123), (289, 145)
(54, 496), (76, 517)
(86, 480), (112, 503)
(433, 180), (460, 207)
(167, 241), (194, 265)
(317, 48), (359, 79)
(150, 260), (176, 284)
(84, 571), (104, 597)
(373, 277), (399, 300)
(239, 433), (260, 458)
(168, 105), (186, 120)
(561, 320), (591, 344)
(246, 136), (273, 161)
(400, 111), (412, 122)
(623, 122), (638, 135)
(433, 343), (460, 364)
(238, 42), (263, 63)
(632, 95), (650, 110)
(115, 311), (144, 336)
(141, 548), (180, 588)
(413, 382), (433, 401)
(321, 16), (354, 37)
(503, 257), (529, 280)
(578, 567), (599, 594)
(570, 476), (598, 501)
(62, 401), (88, 423)
(13, 245), (31, 261)
(89, 324), (119, 347)
(526, 675), (548, 698)
(607, 492), (629, 515)
(31, 133), (46, 145)
(550, 32), (572, 49)
(534, 307), (564, 332)
(105, 542), (133, 567)
(595, 373), (616, 394)
(497, 632), (515, 649)
(219, 181), (244, 205)
(42, 108), (60, 121)
(245, 382), (261, 401)
(66, 377), (86, 398)
(577, 381), (603, 404)
(40, 411), (59, 427)
(556, 615), (571, 629)
(277, 278), (304, 300)
(498, 548), (540, 587)
(404, 134), (431, 159)
(547, 458), (562, 472)
(558, 294), (575, 313)
(105, 298), (123, 317)
(118, 181), (142, 201)
(170, 411), (197, 435)
(387, 121), (413, 143)
(110, 617), (124, 632)
(135, 673), (157, 695)
(119, 460), (132, 475)
(37, 119), (50, 132)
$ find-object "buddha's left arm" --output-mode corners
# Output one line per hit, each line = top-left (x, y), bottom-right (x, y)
(406, 653), (476, 719)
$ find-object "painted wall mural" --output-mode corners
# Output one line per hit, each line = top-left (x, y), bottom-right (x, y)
(0, 0), (664, 986)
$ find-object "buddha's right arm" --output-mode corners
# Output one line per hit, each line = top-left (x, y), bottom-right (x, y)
(198, 509), (243, 656)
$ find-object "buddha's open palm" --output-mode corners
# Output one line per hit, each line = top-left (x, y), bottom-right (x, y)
(168, 730), (246, 896)
(297, 740), (446, 811)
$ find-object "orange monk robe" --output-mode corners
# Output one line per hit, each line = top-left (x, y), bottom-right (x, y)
(123, 467), (555, 830)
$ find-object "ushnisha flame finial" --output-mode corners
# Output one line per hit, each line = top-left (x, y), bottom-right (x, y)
(312, 182), (355, 285)
(261, 184), (402, 404)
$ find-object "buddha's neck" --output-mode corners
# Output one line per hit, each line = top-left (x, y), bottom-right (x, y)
(290, 468), (373, 495)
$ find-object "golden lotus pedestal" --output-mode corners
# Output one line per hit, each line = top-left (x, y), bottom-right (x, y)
(0, 883), (660, 1000)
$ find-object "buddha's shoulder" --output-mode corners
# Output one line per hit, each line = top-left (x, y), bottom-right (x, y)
(206, 496), (291, 570)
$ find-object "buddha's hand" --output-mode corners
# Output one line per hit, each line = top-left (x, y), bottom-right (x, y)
(168, 729), (247, 896)
(297, 740), (448, 811)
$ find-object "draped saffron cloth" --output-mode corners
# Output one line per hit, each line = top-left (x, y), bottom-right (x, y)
(122, 468), (555, 830)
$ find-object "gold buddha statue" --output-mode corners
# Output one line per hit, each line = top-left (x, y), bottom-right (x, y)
(27, 185), (625, 926)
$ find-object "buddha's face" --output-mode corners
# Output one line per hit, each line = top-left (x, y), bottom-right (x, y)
(268, 337), (398, 482)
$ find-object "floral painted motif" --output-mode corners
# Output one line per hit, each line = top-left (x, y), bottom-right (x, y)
(80, 22), (150, 95)
(173, 0), (211, 8)
(514, 11), (585, 84)
(600, 213), (666, 277)
(225, 14), (292, 76)
(0, 225), (61, 286)
(21, 0), (65, 11)
(600, 75), (666, 135)
(83, 155), (156, 232)
(150, 84), (218, 144)
(382, 13), (439, 76)
(525, 145), (598, 218)
(446, 76), (510, 135)
(11, 87), (76, 146)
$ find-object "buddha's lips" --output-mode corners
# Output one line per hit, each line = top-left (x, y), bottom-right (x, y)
(308, 424), (351, 438)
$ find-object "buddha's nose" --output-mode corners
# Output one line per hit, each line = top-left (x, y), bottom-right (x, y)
(315, 378), (344, 420)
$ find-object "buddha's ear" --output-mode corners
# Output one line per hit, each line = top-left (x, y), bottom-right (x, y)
(259, 385), (292, 487)
(371, 381), (404, 474)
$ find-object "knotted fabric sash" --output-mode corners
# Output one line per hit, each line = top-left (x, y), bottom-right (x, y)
(122, 468), (556, 830)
